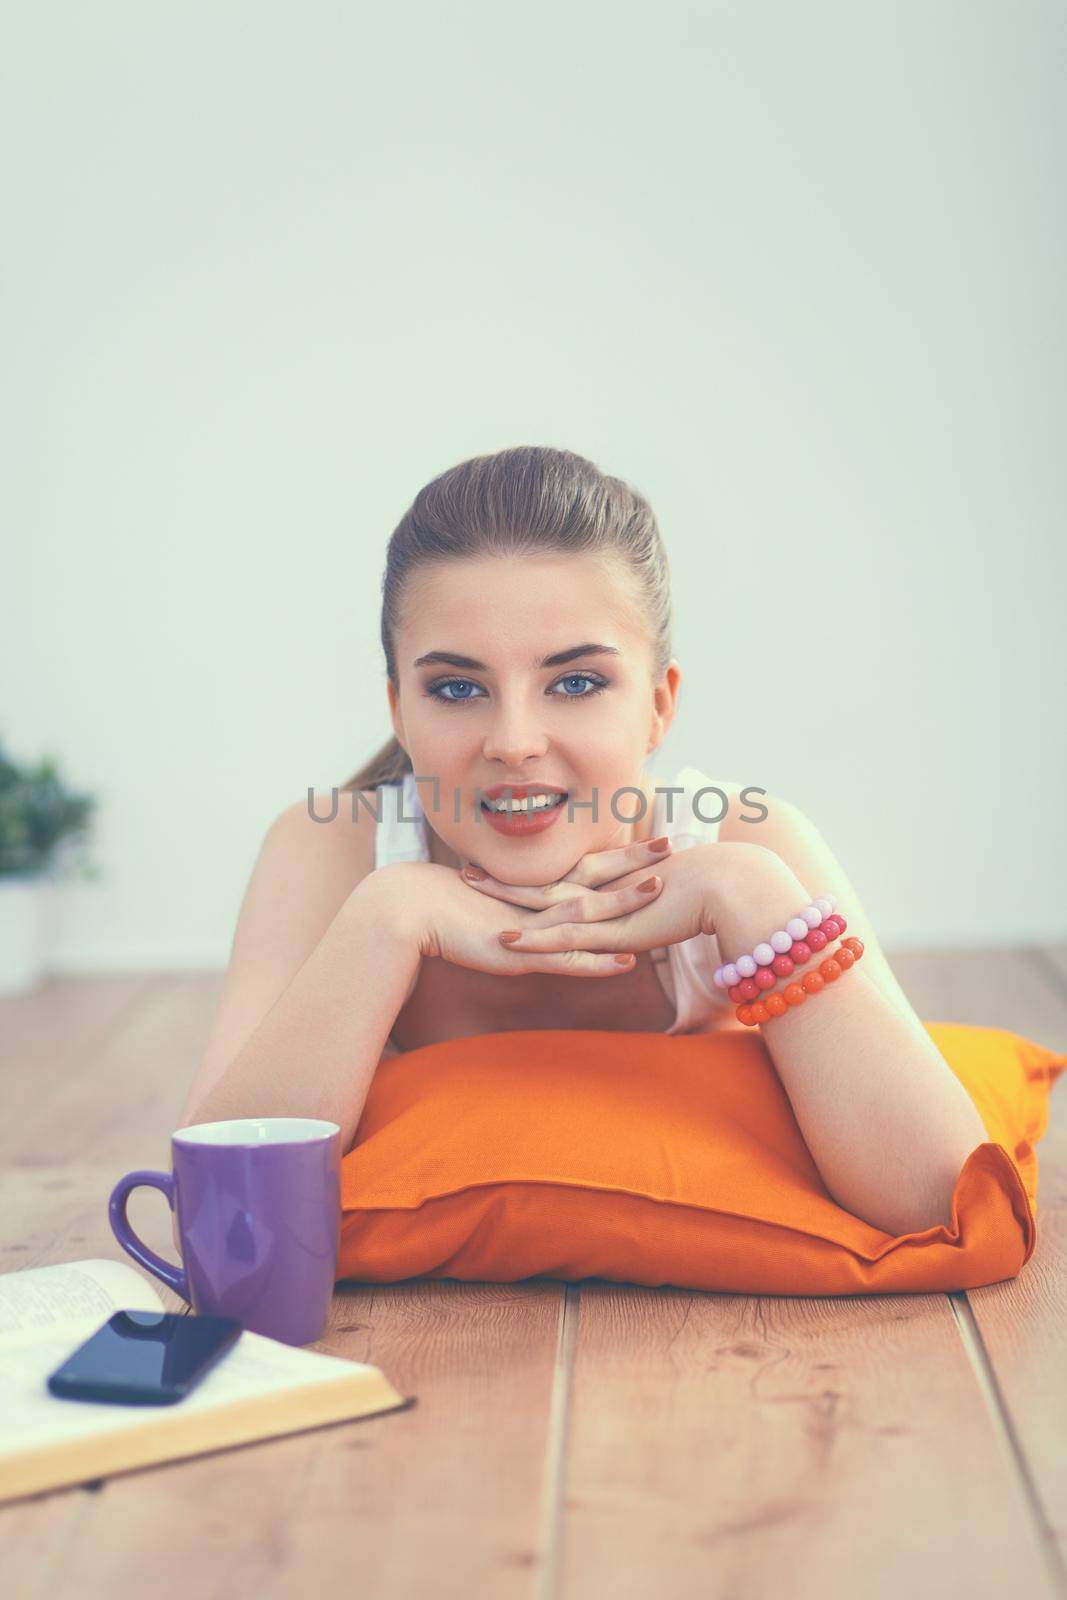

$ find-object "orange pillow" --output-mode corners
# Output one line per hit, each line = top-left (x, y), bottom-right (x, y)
(337, 1024), (1065, 1295)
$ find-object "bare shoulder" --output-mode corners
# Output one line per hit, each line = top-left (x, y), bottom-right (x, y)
(717, 782), (790, 845)
(269, 786), (382, 891)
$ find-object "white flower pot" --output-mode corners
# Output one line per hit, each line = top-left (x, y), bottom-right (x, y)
(0, 877), (48, 995)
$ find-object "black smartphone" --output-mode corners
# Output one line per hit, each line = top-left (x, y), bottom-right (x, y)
(47, 1310), (244, 1406)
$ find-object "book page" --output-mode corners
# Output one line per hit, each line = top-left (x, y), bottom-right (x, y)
(0, 1323), (382, 1456)
(0, 1260), (164, 1346)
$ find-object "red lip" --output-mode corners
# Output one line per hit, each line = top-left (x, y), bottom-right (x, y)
(481, 782), (569, 801)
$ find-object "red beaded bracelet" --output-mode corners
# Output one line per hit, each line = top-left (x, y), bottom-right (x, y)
(735, 937), (865, 1026)
(727, 913), (849, 1002)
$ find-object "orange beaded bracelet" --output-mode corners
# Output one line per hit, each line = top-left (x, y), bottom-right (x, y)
(735, 937), (865, 1026)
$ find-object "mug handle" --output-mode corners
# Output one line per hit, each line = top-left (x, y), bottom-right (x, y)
(108, 1170), (190, 1302)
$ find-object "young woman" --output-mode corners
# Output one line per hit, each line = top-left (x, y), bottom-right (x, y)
(181, 446), (986, 1235)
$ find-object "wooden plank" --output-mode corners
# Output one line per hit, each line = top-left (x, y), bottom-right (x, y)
(874, 948), (1067, 1590)
(911, 947), (1067, 1589)
(1040, 945), (1067, 989)
(558, 950), (1067, 1600)
(0, 974), (150, 1063)
(563, 1284), (1053, 1598)
(0, 974), (150, 1145)
(892, 946), (1067, 1048)
(1, 973), (225, 1170)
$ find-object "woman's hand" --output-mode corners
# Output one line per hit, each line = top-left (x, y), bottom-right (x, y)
(459, 839), (725, 969)
(397, 858), (658, 979)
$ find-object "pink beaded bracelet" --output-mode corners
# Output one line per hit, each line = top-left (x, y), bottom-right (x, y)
(714, 895), (843, 999)
(725, 909), (851, 1003)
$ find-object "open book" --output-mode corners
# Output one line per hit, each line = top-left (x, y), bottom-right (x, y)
(0, 1257), (414, 1505)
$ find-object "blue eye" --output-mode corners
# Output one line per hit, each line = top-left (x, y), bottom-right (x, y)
(426, 672), (608, 705)
(555, 673), (607, 697)
(429, 679), (481, 703)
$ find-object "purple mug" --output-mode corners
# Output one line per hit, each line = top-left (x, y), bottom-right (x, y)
(108, 1118), (342, 1347)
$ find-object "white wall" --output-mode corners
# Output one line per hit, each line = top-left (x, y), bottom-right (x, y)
(2, 0), (1064, 970)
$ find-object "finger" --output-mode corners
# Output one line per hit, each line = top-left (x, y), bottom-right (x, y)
(462, 873), (546, 910)
(498, 910), (645, 955)
(510, 874), (663, 930)
(499, 946), (638, 977)
(565, 833), (672, 890)
(460, 869), (562, 910)
(461, 864), (576, 910)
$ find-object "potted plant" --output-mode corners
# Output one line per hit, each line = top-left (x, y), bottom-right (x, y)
(0, 739), (99, 995)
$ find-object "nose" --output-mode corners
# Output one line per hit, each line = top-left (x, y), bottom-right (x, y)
(481, 701), (550, 768)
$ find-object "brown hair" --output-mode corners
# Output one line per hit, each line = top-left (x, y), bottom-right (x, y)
(340, 444), (673, 792)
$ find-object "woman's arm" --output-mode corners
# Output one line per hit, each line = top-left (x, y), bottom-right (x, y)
(705, 843), (988, 1237)
(180, 866), (421, 1156)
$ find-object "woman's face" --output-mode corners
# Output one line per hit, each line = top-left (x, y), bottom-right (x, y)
(387, 554), (680, 883)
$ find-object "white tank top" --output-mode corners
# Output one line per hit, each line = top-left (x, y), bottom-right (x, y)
(372, 766), (739, 1042)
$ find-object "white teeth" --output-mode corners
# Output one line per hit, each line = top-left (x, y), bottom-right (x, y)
(484, 793), (565, 813)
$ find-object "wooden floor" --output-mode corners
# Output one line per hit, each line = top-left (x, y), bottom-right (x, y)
(3, 948), (1067, 1600)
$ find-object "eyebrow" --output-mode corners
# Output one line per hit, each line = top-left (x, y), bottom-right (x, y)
(412, 643), (623, 671)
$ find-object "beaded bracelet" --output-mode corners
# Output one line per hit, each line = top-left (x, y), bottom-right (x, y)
(726, 910), (850, 1002)
(736, 937), (865, 1026)
(714, 896), (849, 1002)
